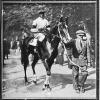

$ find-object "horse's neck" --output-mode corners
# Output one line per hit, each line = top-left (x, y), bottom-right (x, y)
(51, 25), (59, 36)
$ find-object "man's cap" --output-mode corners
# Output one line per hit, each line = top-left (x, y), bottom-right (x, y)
(38, 10), (46, 14)
(76, 30), (86, 35)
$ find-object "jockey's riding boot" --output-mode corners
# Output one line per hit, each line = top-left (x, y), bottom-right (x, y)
(40, 41), (47, 52)
(37, 41), (43, 59)
(42, 40), (50, 58)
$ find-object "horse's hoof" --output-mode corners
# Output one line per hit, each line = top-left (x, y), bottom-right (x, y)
(47, 87), (51, 91)
(42, 84), (51, 91)
(42, 87), (51, 92)
(42, 84), (46, 91)
(46, 84), (51, 90)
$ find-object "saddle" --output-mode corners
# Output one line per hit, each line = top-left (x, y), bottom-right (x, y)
(24, 37), (34, 47)
(23, 36), (50, 59)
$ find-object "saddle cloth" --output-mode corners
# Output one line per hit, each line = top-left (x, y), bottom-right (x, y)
(29, 33), (45, 46)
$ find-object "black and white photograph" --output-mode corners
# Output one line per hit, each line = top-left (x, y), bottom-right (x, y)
(1, 0), (99, 99)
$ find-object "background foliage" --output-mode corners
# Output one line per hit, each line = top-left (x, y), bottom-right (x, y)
(3, 3), (95, 41)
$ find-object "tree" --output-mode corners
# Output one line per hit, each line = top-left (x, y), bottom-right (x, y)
(3, 3), (95, 39)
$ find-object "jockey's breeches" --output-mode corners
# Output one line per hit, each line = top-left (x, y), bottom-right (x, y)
(29, 33), (45, 46)
(34, 33), (45, 42)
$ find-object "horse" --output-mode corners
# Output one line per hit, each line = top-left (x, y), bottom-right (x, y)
(20, 26), (61, 90)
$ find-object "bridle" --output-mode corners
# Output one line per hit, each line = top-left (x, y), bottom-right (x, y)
(57, 22), (82, 69)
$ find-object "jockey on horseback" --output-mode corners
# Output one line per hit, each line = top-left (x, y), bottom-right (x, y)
(30, 10), (50, 59)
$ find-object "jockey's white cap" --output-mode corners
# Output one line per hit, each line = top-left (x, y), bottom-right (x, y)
(38, 10), (46, 14)
(76, 30), (86, 35)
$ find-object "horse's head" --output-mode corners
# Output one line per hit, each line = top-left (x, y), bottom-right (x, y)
(44, 25), (60, 43)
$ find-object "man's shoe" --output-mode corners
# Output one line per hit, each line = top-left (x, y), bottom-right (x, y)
(80, 86), (85, 93)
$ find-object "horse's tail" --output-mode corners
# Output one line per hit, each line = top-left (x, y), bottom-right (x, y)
(20, 39), (29, 66)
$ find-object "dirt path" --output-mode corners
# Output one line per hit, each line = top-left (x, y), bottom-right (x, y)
(2, 52), (96, 99)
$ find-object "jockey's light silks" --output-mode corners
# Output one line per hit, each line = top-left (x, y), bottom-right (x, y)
(29, 38), (37, 46)
(30, 29), (38, 33)
(29, 33), (45, 46)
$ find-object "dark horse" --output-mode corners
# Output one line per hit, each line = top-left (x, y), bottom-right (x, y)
(20, 26), (61, 90)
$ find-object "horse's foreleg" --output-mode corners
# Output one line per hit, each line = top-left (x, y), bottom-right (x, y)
(42, 60), (51, 91)
(31, 53), (39, 84)
(24, 64), (28, 83)
(46, 47), (58, 67)
(42, 47), (58, 90)
(23, 55), (29, 83)
(43, 75), (51, 91)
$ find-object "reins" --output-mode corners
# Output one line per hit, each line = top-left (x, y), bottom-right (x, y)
(57, 23), (82, 69)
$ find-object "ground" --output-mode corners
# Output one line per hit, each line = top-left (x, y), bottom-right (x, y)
(2, 50), (96, 99)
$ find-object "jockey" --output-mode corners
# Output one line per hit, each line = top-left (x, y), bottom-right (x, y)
(30, 10), (50, 45)
(29, 10), (50, 58)
(64, 30), (90, 93)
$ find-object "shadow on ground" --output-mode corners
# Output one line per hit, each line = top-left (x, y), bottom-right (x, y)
(2, 68), (96, 94)
(26, 71), (96, 93)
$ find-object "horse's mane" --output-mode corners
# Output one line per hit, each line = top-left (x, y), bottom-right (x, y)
(50, 25), (59, 36)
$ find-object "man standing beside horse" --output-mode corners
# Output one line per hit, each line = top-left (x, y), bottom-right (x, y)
(64, 29), (91, 93)
(57, 16), (91, 93)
